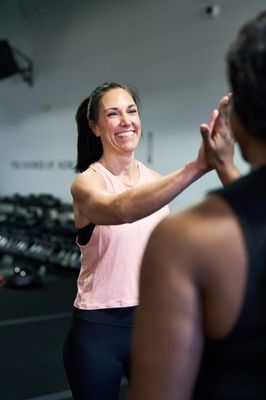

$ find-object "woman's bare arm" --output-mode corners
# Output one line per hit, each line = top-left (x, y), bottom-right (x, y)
(71, 160), (206, 226)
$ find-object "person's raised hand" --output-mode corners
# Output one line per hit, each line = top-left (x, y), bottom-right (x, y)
(200, 94), (240, 185)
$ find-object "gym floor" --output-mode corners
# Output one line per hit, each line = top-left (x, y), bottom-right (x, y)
(0, 269), (129, 400)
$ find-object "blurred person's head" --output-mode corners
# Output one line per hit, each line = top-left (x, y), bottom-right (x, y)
(227, 11), (266, 163)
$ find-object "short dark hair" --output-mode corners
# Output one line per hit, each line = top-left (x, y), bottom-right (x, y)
(227, 11), (266, 141)
(74, 81), (140, 173)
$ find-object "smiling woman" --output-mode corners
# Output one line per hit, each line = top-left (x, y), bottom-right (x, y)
(62, 81), (240, 400)
(88, 87), (141, 161)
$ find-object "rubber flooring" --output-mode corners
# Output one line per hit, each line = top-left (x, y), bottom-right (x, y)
(0, 269), (128, 400)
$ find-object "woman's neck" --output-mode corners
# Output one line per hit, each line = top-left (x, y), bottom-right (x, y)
(99, 154), (140, 185)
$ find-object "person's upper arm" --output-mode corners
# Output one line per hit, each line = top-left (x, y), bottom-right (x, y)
(70, 166), (165, 226)
(71, 169), (129, 225)
(131, 212), (204, 400)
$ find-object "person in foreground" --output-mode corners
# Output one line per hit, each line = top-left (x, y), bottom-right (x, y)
(63, 80), (238, 400)
(131, 10), (266, 400)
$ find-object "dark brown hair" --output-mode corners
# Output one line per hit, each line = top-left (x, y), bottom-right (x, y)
(227, 11), (266, 141)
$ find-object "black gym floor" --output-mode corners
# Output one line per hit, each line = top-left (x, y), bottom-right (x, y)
(0, 269), (128, 400)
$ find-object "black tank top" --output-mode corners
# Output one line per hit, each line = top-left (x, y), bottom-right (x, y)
(193, 165), (266, 400)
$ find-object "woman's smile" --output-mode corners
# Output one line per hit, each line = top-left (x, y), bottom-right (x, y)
(116, 130), (135, 138)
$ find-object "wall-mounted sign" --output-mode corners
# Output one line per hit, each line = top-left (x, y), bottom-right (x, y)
(10, 160), (75, 170)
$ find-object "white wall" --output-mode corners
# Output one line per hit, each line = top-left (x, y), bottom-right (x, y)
(0, 0), (265, 210)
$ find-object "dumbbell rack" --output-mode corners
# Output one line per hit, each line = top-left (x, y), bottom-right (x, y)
(0, 193), (80, 274)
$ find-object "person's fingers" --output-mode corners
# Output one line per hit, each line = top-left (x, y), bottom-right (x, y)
(213, 96), (230, 133)
(207, 109), (219, 131)
(200, 124), (211, 142)
(217, 96), (230, 118)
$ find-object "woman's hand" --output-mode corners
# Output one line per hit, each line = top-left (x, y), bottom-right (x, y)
(199, 95), (241, 185)
(196, 107), (219, 174)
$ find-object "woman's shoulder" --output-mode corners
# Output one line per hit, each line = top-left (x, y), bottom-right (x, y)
(71, 164), (106, 193)
(137, 160), (162, 180)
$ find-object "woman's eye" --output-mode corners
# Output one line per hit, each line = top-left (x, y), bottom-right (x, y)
(107, 112), (117, 117)
(129, 109), (137, 114)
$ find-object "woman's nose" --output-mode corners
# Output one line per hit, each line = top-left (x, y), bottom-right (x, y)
(120, 113), (131, 126)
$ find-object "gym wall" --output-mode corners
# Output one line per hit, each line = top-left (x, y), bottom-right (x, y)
(0, 0), (263, 211)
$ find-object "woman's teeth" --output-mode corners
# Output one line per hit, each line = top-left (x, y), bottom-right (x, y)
(117, 131), (134, 137)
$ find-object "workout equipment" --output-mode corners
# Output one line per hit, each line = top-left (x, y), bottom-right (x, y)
(0, 193), (80, 288)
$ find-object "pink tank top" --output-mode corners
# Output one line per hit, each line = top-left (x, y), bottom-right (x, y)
(74, 161), (169, 310)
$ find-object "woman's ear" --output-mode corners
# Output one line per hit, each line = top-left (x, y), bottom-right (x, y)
(89, 120), (100, 137)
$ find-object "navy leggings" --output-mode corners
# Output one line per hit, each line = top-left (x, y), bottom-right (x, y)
(63, 306), (135, 400)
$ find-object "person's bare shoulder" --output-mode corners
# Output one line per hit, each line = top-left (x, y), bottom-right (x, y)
(143, 193), (242, 279)
(71, 167), (107, 198)
(142, 194), (247, 338)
